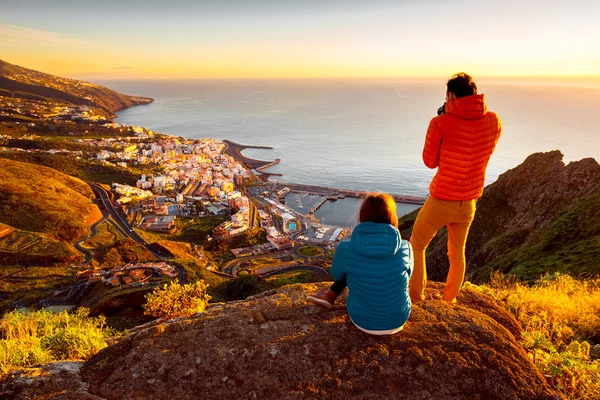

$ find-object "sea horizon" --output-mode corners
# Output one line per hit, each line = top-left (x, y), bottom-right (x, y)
(104, 78), (600, 201)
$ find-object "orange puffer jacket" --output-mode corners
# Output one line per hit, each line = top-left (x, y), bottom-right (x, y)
(423, 94), (501, 200)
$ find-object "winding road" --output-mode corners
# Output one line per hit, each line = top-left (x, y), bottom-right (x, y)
(87, 183), (170, 259)
(73, 216), (108, 264)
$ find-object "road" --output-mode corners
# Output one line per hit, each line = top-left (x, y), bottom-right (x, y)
(87, 182), (188, 286)
(73, 216), (108, 264)
(88, 183), (170, 259)
(256, 265), (329, 278)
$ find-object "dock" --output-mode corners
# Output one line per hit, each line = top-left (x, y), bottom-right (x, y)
(276, 182), (426, 205)
(307, 195), (331, 216)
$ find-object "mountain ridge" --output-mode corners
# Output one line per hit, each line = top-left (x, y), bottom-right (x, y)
(0, 59), (152, 118)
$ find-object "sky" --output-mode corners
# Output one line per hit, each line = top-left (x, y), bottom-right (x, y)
(1, 0), (600, 79)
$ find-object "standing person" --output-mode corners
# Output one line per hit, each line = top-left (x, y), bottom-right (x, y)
(307, 193), (413, 335)
(409, 72), (502, 303)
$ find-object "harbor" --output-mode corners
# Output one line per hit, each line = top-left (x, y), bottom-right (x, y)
(228, 140), (425, 229)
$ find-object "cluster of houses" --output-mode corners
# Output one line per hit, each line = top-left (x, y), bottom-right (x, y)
(212, 194), (251, 238)
(113, 183), (154, 204)
(77, 262), (178, 287)
(0, 96), (106, 122)
(98, 134), (256, 239)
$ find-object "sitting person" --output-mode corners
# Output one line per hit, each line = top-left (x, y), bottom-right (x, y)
(307, 193), (414, 335)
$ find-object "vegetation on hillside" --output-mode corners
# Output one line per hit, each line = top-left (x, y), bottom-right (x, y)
(470, 273), (600, 399)
(266, 270), (325, 286)
(210, 275), (275, 302)
(0, 224), (82, 266)
(482, 189), (600, 281)
(0, 265), (79, 311)
(81, 221), (122, 253)
(1, 137), (96, 152)
(97, 239), (154, 269)
(0, 158), (101, 242)
(0, 120), (136, 139)
(0, 151), (142, 186)
(0, 308), (113, 376)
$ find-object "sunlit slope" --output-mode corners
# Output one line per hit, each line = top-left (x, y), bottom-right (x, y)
(0, 158), (102, 243)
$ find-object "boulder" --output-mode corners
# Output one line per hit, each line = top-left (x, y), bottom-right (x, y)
(2, 282), (562, 400)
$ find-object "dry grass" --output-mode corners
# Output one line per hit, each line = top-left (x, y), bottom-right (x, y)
(466, 273), (600, 399)
(0, 308), (113, 376)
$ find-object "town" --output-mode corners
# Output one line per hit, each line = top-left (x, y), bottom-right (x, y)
(0, 92), (351, 295)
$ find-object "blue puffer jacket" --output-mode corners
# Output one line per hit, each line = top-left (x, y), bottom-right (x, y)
(330, 222), (413, 331)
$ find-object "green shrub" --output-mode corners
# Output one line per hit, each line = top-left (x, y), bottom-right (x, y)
(143, 281), (211, 319)
(0, 308), (112, 375)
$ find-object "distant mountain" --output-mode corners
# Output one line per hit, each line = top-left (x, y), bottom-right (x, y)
(400, 151), (600, 282)
(0, 59), (152, 118)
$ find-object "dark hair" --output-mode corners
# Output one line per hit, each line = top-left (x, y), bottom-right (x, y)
(447, 72), (478, 98)
(359, 193), (398, 228)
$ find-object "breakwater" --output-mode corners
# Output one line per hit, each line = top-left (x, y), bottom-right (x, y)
(277, 182), (426, 205)
(223, 140), (282, 176)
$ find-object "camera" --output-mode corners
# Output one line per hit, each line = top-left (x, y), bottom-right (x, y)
(437, 102), (446, 115)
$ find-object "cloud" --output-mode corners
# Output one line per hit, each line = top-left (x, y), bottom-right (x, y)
(0, 23), (97, 47)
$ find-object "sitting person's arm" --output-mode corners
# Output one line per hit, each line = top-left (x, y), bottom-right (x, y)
(330, 244), (347, 282)
(405, 241), (414, 278)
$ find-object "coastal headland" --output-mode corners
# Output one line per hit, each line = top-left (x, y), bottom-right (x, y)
(223, 139), (281, 179)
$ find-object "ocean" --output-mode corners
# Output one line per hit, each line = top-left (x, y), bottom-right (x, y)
(99, 78), (600, 224)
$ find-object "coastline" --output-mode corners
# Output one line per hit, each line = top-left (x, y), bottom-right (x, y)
(223, 140), (426, 205)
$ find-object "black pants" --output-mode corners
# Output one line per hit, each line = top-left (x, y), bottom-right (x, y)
(330, 277), (347, 296)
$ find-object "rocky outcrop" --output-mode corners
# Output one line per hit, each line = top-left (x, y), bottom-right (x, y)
(2, 283), (562, 400)
(401, 151), (600, 282)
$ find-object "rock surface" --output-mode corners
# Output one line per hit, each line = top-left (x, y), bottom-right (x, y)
(2, 282), (562, 400)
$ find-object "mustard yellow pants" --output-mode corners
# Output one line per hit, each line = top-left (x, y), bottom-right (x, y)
(409, 196), (476, 303)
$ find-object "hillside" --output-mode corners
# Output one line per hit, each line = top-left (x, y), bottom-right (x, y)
(0, 158), (102, 242)
(0, 59), (152, 117)
(0, 223), (81, 266)
(1, 282), (562, 400)
(400, 151), (600, 282)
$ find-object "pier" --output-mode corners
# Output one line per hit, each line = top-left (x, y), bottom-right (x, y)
(256, 159), (282, 174)
(307, 195), (331, 216)
(276, 182), (426, 205)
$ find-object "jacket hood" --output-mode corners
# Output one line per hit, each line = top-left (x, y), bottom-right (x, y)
(350, 222), (401, 258)
(446, 93), (487, 120)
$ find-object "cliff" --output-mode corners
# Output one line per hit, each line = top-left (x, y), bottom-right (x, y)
(1, 282), (562, 400)
(400, 151), (600, 282)
(0, 59), (152, 118)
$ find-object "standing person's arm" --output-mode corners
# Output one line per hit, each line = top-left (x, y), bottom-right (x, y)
(423, 118), (442, 169)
